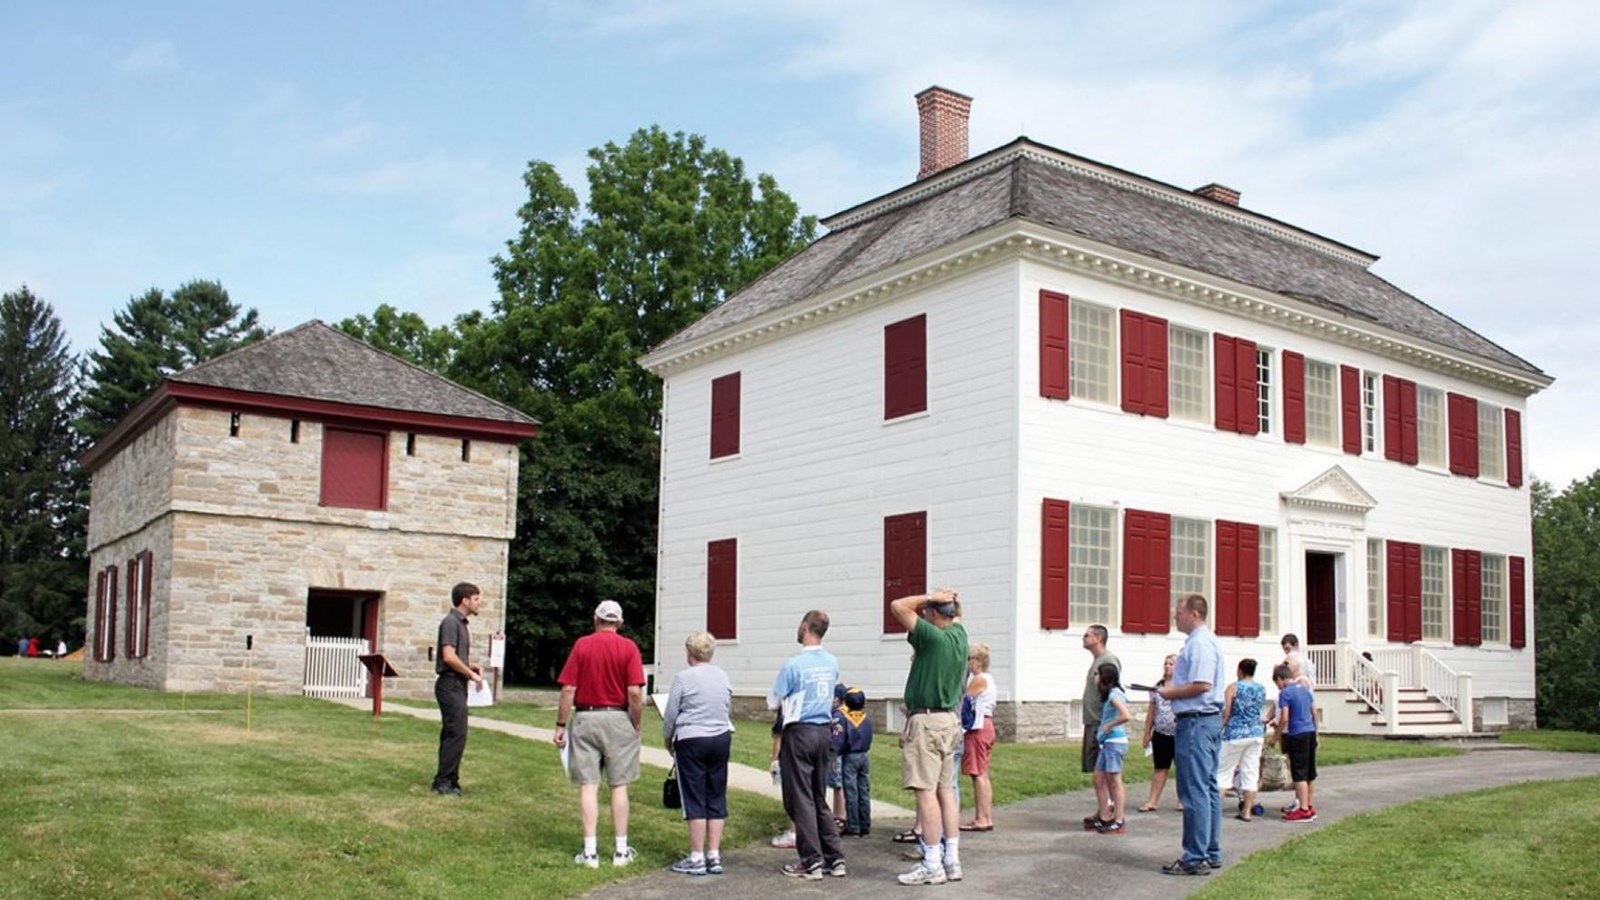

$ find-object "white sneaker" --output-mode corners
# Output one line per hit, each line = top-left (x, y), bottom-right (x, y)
(943, 860), (963, 882)
(771, 829), (797, 849)
(897, 863), (948, 886)
(574, 851), (599, 869)
(613, 846), (638, 867)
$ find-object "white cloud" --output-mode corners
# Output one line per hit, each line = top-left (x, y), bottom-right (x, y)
(115, 40), (179, 75)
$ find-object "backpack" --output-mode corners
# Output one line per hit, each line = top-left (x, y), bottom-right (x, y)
(959, 693), (977, 731)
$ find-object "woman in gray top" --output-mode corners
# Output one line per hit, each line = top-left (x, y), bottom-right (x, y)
(662, 631), (735, 876)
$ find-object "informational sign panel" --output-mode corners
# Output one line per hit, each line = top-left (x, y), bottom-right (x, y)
(489, 632), (506, 670)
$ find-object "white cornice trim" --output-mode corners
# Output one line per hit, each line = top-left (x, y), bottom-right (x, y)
(639, 220), (1550, 397)
(1281, 465), (1379, 516)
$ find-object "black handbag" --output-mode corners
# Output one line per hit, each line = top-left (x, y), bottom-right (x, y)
(663, 765), (682, 809)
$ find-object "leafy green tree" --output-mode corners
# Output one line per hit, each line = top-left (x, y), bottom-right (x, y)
(337, 304), (460, 372)
(0, 286), (87, 649)
(1532, 474), (1600, 732)
(79, 280), (267, 440)
(460, 126), (815, 682)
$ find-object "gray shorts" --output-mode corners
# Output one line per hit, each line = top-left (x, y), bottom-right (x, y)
(569, 710), (640, 786)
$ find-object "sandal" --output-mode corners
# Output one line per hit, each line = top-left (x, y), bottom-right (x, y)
(892, 829), (921, 844)
(1136, 804), (1158, 813)
(959, 822), (994, 832)
(1234, 813), (1253, 822)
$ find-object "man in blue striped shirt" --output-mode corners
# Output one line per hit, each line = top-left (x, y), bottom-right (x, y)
(767, 610), (845, 880)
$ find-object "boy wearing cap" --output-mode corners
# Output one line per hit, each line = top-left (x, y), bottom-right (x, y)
(554, 600), (647, 868)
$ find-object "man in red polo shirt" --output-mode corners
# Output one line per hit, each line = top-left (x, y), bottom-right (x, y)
(554, 600), (646, 868)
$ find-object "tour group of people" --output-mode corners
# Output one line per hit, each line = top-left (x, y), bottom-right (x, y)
(428, 582), (1317, 883)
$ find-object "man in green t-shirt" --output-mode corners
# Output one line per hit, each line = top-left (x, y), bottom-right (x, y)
(889, 587), (968, 886)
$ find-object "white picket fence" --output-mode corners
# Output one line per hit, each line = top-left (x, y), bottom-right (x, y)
(303, 632), (370, 699)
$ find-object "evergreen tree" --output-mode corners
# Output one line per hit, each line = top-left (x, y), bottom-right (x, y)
(459, 126), (815, 682)
(0, 286), (87, 648)
(79, 280), (267, 441)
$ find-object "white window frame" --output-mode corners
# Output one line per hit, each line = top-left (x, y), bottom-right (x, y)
(1170, 517), (1210, 607)
(1366, 539), (1384, 638)
(1481, 554), (1505, 644)
(1070, 300), (1115, 404)
(1168, 325), (1209, 423)
(1362, 371), (1379, 454)
(1418, 386), (1446, 468)
(1259, 528), (1277, 636)
(1068, 505), (1116, 627)
(1256, 348), (1273, 434)
(1304, 359), (1338, 448)
(1421, 546), (1449, 641)
(1478, 402), (1505, 481)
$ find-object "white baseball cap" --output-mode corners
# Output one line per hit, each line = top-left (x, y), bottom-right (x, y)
(594, 600), (624, 622)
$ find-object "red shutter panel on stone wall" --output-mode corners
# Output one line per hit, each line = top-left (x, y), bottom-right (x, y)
(1214, 335), (1238, 432)
(1341, 365), (1362, 455)
(885, 315), (928, 420)
(883, 512), (927, 634)
(138, 551), (153, 659)
(1041, 499), (1070, 629)
(710, 372), (741, 459)
(1122, 510), (1172, 634)
(1283, 351), (1306, 444)
(1383, 376), (1403, 461)
(1238, 524), (1261, 638)
(1215, 521), (1239, 636)
(321, 427), (388, 510)
(1400, 380), (1419, 464)
(1448, 393), (1479, 477)
(102, 566), (118, 662)
(1040, 291), (1070, 400)
(1505, 409), (1523, 487)
(1509, 555), (1527, 649)
(707, 539), (737, 640)
(1235, 339), (1259, 435)
(93, 569), (108, 662)
(1120, 311), (1169, 417)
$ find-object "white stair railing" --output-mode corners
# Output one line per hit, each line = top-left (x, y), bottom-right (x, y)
(1416, 647), (1472, 730)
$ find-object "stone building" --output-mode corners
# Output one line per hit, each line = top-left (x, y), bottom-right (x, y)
(80, 321), (538, 697)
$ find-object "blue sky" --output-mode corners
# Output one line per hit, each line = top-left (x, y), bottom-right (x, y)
(3, 1), (1596, 485)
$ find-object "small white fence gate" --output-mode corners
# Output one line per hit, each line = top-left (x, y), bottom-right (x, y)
(303, 632), (370, 699)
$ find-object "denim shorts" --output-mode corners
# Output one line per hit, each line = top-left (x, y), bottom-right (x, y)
(1096, 740), (1128, 774)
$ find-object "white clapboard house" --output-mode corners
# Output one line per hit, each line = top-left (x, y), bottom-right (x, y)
(641, 88), (1548, 739)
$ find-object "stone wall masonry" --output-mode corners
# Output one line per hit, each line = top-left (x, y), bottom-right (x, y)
(87, 414), (176, 551)
(161, 512), (511, 698)
(82, 514), (174, 691)
(169, 407), (519, 541)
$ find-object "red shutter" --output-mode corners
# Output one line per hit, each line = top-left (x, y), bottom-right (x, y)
(1235, 338), (1259, 435)
(1386, 541), (1405, 642)
(709, 372), (741, 459)
(1238, 524), (1261, 638)
(1383, 376), (1403, 461)
(320, 428), (388, 510)
(1282, 351), (1306, 444)
(1040, 291), (1070, 400)
(885, 315), (928, 420)
(1122, 510), (1172, 634)
(1403, 543), (1423, 643)
(1215, 521), (1238, 636)
(1465, 550), (1482, 646)
(1400, 380), (1419, 464)
(1120, 311), (1169, 417)
(1447, 393), (1479, 477)
(1041, 499), (1070, 629)
(1508, 555), (1527, 649)
(125, 558), (138, 659)
(1341, 365), (1362, 455)
(93, 569), (108, 662)
(883, 512), (927, 633)
(1452, 549), (1471, 645)
(102, 566), (118, 662)
(1214, 335), (1238, 432)
(1505, 409), (1523, 487)
(706, 539), (737, 640)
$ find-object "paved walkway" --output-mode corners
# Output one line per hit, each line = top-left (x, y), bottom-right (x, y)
(578, 746), (1600, 899)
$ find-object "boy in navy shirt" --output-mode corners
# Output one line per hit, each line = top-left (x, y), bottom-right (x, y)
(833, 687), (875, 835)
(1272, 663), (1318, 821)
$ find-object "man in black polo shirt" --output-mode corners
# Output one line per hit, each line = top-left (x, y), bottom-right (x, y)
(433, 582), (485, 795)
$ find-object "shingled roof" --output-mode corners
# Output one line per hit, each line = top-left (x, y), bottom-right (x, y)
(650, 138), (1542, 378)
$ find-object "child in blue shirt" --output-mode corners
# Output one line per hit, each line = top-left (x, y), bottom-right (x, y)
(1273, 663), (1319, 821)
(1093, 662), (1133, 834)
(832, 687), (875, 835)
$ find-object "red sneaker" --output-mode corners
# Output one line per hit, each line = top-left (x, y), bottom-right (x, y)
(1283, 808), (1316, 822)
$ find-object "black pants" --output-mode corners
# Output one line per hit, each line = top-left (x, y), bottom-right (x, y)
(780, 722), (843, 870)
(434, 674), (469, 787)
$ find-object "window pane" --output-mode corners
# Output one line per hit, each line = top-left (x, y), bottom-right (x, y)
(1257, 349), (1273, 434)
(1478, 404), (1505, 480)
(1366, 539), (1384, 638)
(1070, 301), (1114, 403)
(1422, 546), (1448, 641)
(1482, 554), (1504, 643)
(1305, 360), (1338, 447)
(1259, 528), (1277, 635)
(1418, 387), (1445, 467)
(1170, 518), (1210, 607)
(1069, 506), (1115, 626)
(1362, 373), (1378, 453)
(1168, 326), (1208, 422)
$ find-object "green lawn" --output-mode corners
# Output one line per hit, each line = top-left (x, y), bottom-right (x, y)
(1195, 776), (1600, 899)
(0, 659), (784, 899)
(1499, 728), (1600, 754)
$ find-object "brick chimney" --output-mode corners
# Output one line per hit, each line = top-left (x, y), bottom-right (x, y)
(1194, 183), (1241, 206)
(916, 86), (973, 179)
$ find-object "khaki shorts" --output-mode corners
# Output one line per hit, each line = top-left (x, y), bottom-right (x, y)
(569, 710), (640, 787)
(901, 711), (961, 791)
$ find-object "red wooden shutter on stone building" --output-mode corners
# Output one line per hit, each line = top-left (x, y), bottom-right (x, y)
(1509, 555), (1527, 649)
(1505, 409), (1523, 487)
(706, 539), (737, 640)
(1121, 510), (1172, 634)
(1282, 351), (1306, 444)
(884, 315), (928, 420)
(710, 372), (741, 459)
(1341, 365), (1362, 455)
(1040, 499), (1070, 629)
(883, 512), (927, 634)
(1120, 311), (1169, 417)
(1039, 291), (1070, 400)
(320, 427), (388, 510)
